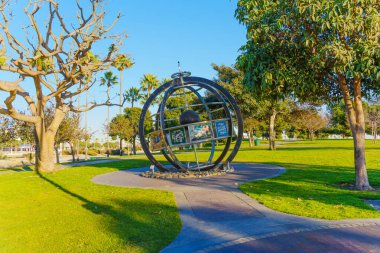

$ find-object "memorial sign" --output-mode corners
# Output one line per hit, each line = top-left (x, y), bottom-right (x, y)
(189, 123), (213, 142)
(215, 120), (229, 138)
(169, 127), (187, 145)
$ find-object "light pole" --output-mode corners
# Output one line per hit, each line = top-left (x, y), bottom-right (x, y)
(85, 90), (88, 160)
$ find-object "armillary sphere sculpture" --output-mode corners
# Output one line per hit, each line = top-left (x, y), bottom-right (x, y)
(138, 66), (243, 173)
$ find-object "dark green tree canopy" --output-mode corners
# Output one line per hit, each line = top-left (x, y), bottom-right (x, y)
(212, 63), (258, 117)
(109, 114), (132, 141)
(235, 0), (380, 101)
(124, 107), (152, 135)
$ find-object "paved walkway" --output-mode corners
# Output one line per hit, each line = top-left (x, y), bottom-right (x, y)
(92, 163), (380, 253)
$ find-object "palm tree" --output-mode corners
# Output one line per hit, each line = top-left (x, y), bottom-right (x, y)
(124, 87), (142, 108)
(140, 73), (160, 98)
(112, 54), (134, 114)
(100, 71), (118, 152)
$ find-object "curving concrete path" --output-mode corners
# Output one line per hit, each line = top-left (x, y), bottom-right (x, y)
(92, 163), (380, 253)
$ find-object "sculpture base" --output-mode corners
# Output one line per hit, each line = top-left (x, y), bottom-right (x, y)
(140, 167), (234, 179)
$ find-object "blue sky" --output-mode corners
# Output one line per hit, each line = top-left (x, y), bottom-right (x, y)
(0, 0), (246, 141)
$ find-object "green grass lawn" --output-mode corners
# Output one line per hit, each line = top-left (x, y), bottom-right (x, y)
(171, 139), (380, 219)
(235, 139), (380, 220)
(1, 139), (380, 252)
(0, 158), (181, 253)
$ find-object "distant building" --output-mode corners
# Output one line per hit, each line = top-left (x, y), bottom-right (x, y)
(0, 143), (34, 156)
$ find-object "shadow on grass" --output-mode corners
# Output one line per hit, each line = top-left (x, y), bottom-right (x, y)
(35, 160), (181, 252)
(0, 167), (33, 172)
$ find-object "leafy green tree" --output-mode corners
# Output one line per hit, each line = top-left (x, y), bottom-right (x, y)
(235, 0), (380, 190)
(55, 113), (84, 163)
(327, 101), (352, 138)
(257, 99), (291, 150)
(15, 117), (35, 162)
(212, 64), (257, 117)
(124, 87), (142, 108)
(212, 63), (292, 150)
(108, 115), (132, 155)
(16, 121), (35, 144)
(244, 117), (262, 147)
(124, 107), (152, 154)
(0, 115), (17, 147)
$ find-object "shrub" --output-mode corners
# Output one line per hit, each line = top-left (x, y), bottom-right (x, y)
(62, 149), (71, 155)
(22, 152), (34, 163)
(87, 149), (98, 156)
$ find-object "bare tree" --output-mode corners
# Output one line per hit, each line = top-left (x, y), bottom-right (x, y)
(0, 0), (127, 171)
(291, 107), (328, 140)
(366, 104), (380, 144)
(244, 117), (260, 148)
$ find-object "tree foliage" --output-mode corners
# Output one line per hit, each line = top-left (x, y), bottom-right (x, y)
(124, 107), (152, 154)
(235, 0), (379, 189)
(100, 71), (119, 100)
(109, 115), (132, 141)
(0, 115), (16, 146)
(124, 87), (142, 108)
(140, 73), (160, 97)
(327, 101), (352, 138)
(212, 64), (257, 117)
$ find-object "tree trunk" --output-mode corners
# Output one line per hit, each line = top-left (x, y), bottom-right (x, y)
(34, 106), (65, 172)
(120, 70), (123, 115)
(54, 146), (60, 164)
(269, 110), (277, 150)
(107, 86), (110, 153)
(132, 136), (136, 155)
(76, 139), (80, 161)
(119, 137), (123, 156)
(69, 143), (75, 162)
(372, 122), (377, 144)
(34, 125), (56, 172)
(248, 132), (253, 148)
(309, 129), (315, 140)
(339, 75), (371, 190)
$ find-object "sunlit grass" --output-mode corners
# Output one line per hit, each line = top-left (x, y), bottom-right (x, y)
(1, 139), (380, 253)
(236, 139), (380, 220)
(0, 159), (181, 253)
(177, 139), (380, 219)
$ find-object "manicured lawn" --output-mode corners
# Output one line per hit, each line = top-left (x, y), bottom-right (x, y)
(1, 139), (380, 253)
(174, 139), (380, 219)
(236, 139), (380, 220)
(0, 158), (181, 253)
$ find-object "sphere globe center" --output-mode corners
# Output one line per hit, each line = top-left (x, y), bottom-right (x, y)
(179, 110), (200, 125)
